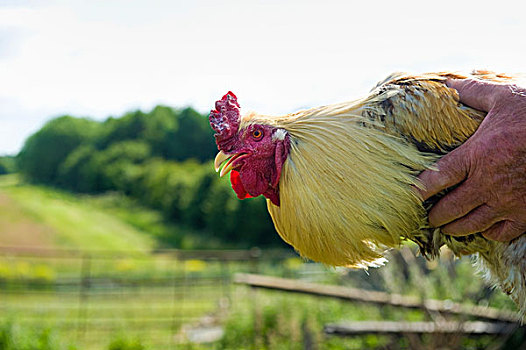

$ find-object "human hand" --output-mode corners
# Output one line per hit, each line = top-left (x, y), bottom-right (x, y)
(418, 77), (526, 242)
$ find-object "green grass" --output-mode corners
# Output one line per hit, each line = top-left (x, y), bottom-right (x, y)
(0, 174), (521, 349)
(219, 287), (511, 350)
(0, 175), (157, 252)
(0, 253), (520, 350)
(0, 174), (224, 251)
(0, 285), (220, 350)
(0, 248), (234, 349)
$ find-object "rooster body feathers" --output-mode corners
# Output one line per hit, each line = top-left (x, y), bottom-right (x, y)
(210, 71), (526, 316)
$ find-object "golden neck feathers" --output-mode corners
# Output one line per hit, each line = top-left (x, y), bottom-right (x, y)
(259, 73), (486, 267)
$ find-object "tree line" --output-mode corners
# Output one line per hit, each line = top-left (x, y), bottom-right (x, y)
(0, 156), (15, 175)
(15, 106), (282, 248)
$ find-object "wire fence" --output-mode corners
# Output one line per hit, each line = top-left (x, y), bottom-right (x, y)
(0, 245), (522, 349)
(0, 245), (294, 349)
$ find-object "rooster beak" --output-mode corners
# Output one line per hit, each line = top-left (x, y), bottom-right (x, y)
(214, 151), (234, 177)
(220, 160), (235, 178)
(214, 151), (229, 172)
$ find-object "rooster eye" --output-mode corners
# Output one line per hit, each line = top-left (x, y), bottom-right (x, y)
(252, 129), (263, 140)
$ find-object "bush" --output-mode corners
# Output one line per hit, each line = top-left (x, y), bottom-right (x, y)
(0, 322), (70, 350)
(107, 337), (144, 350)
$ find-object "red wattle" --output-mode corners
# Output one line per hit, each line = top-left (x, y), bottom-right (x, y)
(230, 170), (253, 199)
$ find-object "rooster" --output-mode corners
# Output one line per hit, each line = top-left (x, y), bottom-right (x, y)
(209, 71), (525, 315)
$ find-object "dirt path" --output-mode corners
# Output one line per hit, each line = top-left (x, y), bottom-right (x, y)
(0, 191), (56, 247)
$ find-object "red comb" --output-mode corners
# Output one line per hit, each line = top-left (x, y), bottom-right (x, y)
(209, 91), (241, 151)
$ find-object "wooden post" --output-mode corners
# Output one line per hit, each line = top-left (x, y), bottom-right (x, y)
(220, 260), (231, 304)
(171, 258), (186, 349)
(249, 247), (261, 274)
(234, 273), (520, 323)
(302, 318), (317, 350)
(324, 321), (519, 336)
(77, 254), (91, 340)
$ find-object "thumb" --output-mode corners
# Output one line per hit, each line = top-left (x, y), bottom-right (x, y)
(417, 147), (469, 200)
(446, 78), (505, 112)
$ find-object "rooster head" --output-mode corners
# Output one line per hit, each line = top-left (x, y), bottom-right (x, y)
(209, 92), (290, 206)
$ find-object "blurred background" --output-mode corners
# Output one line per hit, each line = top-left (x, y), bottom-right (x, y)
(1, 0), (525, 349)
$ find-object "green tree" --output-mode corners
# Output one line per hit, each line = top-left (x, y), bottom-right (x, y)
(58, 144), (99, 192)
(16, 105), (285, 248)
(18, 116), (100, 184)
(141, 105), (179, 157)
(96, 110), (147, 150)
(96, 140), (152, 193)
(59, 140), (151, 193)
(95, 106), (216, 162)
(0, 156), (16, 174)
(163, 107), (217, 162)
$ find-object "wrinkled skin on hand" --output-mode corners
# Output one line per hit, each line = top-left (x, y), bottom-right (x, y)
(418, 78), (526, 242)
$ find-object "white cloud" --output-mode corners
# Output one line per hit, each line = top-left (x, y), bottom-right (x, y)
(1, 0), (525, 154)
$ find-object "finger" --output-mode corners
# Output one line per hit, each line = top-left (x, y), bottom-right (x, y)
(417, 148), (468, 201)
(482, 221), (526, 242)
(446, 78), (503, 112)
(428, 181), (484, 227)
(441, 204), (499, 236)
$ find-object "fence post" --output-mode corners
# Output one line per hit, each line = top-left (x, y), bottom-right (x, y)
(249, 247), (261, 274)
(171, 257), (186, 348)
(302, 318), (317, 350)
(77, 253), (91, 340)
(220, 260), (231, 306)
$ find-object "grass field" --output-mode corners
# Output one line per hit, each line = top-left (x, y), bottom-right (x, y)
(0, 175), (522, 349)
(1, 246), (519, 350)
(0, 248), (246, 350)
(0, 283), (222, 349)
(0, 175), (232, 349)
(0, 175), (158, 252)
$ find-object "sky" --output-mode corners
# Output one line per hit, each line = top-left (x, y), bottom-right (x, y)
(1, 0), (525, 155)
